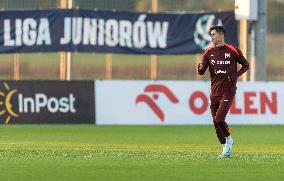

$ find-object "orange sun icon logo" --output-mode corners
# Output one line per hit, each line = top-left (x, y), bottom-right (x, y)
(0, 82), (18, 124)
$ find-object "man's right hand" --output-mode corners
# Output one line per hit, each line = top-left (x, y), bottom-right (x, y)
(198, 63), (204, 70)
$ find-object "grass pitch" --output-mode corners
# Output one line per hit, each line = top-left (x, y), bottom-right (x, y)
(0, 125), (284, 181)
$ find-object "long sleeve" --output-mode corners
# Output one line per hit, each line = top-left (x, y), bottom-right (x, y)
(236, 49), (249, 78)
(197, 54), (209, 75)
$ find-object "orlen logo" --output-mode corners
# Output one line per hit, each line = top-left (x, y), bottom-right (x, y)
(136, 84), (179, 121)
(0, 82), (76, 124)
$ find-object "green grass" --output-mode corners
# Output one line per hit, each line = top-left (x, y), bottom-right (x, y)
(0, 125), (284, 180)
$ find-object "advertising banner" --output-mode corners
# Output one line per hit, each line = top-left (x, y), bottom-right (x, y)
(96, 80), (283, 125)
(0, 9), (237, 54)
(0, 81), (95, 124)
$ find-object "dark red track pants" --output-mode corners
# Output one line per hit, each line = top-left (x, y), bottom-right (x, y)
(210, 94), (235, 144)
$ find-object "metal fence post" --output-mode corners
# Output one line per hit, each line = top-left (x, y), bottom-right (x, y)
(255, 0), (267, 81)
(106, 53), (112, 79)
(66, 0), (74, 81)
(150, 0), (158, 80)
(250, 23), (256, 82)
(239, 19), (248, 81)
(59, 0), (74, 81)
(13, 54), (20, 80)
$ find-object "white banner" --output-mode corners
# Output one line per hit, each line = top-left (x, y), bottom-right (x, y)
(95, 80), (284, 125)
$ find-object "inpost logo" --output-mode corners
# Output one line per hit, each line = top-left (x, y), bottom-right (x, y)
(0, 82), (76, 124)
(0, 82), (18, 124)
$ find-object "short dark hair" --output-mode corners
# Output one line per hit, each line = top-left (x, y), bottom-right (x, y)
(209, 26), (226, 35)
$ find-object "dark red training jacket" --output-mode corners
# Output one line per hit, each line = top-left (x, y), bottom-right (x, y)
(198, 44), (249, 97)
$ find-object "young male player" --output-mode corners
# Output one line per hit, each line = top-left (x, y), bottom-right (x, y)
(197, 26), (249, 158)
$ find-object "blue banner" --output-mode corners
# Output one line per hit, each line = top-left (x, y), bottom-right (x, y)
(0, 9), (237, 54)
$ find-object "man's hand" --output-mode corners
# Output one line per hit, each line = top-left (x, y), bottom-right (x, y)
(198, 62), (204, 70)
(197, 61), (208, 75)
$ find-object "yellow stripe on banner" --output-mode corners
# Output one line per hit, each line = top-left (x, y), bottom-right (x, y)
(4, 82), (10, 91)
(0, 110), (6, 116)
(0, 92), (5, 96)
(5, 116), (11, 124)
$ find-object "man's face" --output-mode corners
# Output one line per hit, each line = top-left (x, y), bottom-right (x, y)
(210, 29), (224, 45)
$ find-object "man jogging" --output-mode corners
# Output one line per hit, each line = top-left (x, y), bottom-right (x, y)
(197, 25), (249, 158)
